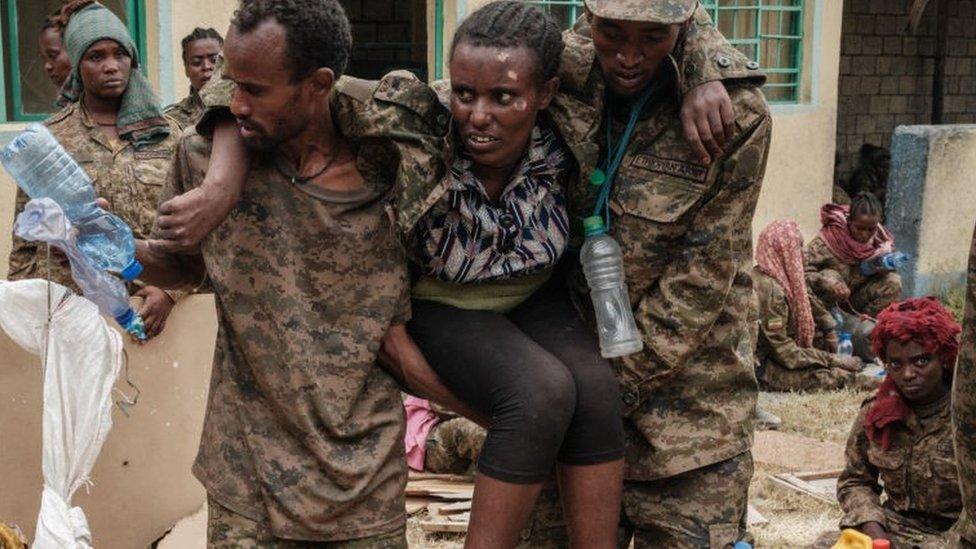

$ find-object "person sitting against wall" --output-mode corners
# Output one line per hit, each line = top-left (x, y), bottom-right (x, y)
(7, 0), (182, 340)
(836, 297), (962, 547)
(38, 10), (72, 91)
(754, 220), (877, 392)
(165, 27), (222, 130)
(806, 192), (903, 318)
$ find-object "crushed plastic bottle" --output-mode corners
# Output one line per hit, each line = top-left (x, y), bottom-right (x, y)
(580, 216), (643, 358)
(1, 123), (142, 280)
(15, 198), (146, 340)
(860, 251), (910, 277)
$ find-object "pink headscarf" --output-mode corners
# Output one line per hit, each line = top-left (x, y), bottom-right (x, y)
(756, 220), (816, 348)
(403, 396), (440, 471)
(819, 204), (894, 265)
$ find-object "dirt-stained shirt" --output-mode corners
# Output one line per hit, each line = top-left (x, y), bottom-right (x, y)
(164, 89), (204, 131)
(551, 15), (771, 480)
(838, 395), (961, 534)
(7, 102), (179, 292)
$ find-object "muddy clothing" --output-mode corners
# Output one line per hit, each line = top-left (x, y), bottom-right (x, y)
(953, 224), (976, 547)
(424, 416), (485, 476)
(156, 74), (450, 542)
(164, 89), (204, 131)
(805, 235), (903, 317)
(838, 395), (961, 547)
(754, 267), (864, 392)
(206, 497), (407, 549)
(551, 27), (770, 484)
(7, 102), (179, 293)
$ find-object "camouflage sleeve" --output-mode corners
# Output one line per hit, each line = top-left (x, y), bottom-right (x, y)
(676, 5), (766, 94)
(953, 223), (976, 545)
(759, 282), (842, 371)
(6, 188), (39, 280)
(631, 92), (771, 392)
(805, 237), (848, 297)
(196, 57), (234, 138)
(837, 406), (887, 529)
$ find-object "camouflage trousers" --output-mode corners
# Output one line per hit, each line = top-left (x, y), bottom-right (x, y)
(206, 497), (407, 548)
(618, 452), (754, 549)
(759, 360), (881, 393)
(424, 417), (485, 475)
(850, 271), (902, 317)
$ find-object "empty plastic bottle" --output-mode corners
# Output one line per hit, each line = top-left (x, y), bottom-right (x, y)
(580, 216), (643, 358)
(838, 332), (854, 357)
(860, 251), (910, 277)
(15, 198), (146, 340)
(1, 123), (142, 280)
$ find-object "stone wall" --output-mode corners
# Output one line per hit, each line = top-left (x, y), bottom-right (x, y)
(340, 0), (427, 79)
(836, 0), (976, 178)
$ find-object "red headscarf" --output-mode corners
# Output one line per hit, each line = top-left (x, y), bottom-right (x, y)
(819, 203), (894, 264)
(756, 221), (815, 347)
(863, 297), (961, 449)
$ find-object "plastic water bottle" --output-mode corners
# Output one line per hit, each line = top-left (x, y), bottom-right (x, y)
(0, 123), (142, 280)
(14, 198), (146, 340)
(860, 251), (910, 276)
(580, 216), (643, 358)
(838, 332), (854, 357)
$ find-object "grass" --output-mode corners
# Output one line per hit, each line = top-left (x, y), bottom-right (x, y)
(407, 389), (869, 548)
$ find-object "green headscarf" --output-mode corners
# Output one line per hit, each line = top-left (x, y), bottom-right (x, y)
(58, 3), (169, 148)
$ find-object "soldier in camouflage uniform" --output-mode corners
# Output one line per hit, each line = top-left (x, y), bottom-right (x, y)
(548, 1), (771, 546)
(836, 298), (962, 548)
(164, 27), (222, 130)
(134, 2), (454, 545)
(7, 3), (180, 340)
(952, 225), (976, 548)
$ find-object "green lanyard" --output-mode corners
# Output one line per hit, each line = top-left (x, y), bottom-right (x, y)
(590, 85), (656, 231)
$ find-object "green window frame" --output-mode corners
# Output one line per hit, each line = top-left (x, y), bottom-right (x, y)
(0, 0), (147, 122)
(520, 0), (805, 104)
(700, 0), (805, 104)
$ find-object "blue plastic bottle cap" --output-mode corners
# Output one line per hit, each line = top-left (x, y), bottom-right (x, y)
(583, 216), (606, 236)
(840, 332), (852, 341)
(120, 259), (143, 281)
(732, 542), (752, 549)
(115, 308), (135, 327)
(590, 169), (606, 186)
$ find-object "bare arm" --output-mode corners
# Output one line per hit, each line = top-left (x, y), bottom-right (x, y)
(379, 324), (490, 428)
(134, 240), (206, 290)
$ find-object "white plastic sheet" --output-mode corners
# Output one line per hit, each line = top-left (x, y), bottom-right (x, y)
(0, 279), (124, 549)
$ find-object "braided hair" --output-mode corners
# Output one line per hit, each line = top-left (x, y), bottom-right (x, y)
(181, 27), (223, 62)
(450, 1), (564, 88)
(851, 191), (884, 220)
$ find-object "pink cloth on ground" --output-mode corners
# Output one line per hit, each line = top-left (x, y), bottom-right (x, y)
(403, 396), (441, 471)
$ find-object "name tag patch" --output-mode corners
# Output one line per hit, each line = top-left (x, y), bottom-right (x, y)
(134, 149), (173, 160)
(630, 154), (708, 183)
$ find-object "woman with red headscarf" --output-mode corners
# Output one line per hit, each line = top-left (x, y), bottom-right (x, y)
(806, 192), (903, 317)
(836, 297), (962, 546)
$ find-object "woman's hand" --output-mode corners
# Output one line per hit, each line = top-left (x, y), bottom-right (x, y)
(135, 285), (175, 340)
(838, 356), (864, 373)
(681, 81), (735, 165)
(860, 521), (889, 541)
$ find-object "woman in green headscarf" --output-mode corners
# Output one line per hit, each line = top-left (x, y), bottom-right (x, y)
(7, 0), (182, 340)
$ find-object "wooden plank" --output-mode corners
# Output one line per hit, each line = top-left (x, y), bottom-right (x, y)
(420, 503), (470, 533)
(768, 470), (840, 505)
(440, 500), (472, 515)
(747, 505), (768, 527)
(408, 472), (474, 483)
(406, 497), (434, 515)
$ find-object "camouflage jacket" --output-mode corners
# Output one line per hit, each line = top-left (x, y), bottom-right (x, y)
(164, 89), (204, 131)
(154, 73), (451, 541)
(754, 267), (843, 372)
(550, 18), (771, 480)
(953, 224), (976, 545)
(805, 234), (874, 297)
(7, 102), (180, 293)
(838, 395), (961, 533)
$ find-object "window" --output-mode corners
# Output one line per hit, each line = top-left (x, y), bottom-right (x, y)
(0, 0), (146, 122)
(524, 0), (805, 104)
(700, 0), (805, 104)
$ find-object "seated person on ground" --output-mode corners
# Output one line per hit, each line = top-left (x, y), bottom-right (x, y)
(404, 395), (483, 476)
(837, 297), (962, 547)
(806, 192), (903, 318)
(754, 220), (877, 392)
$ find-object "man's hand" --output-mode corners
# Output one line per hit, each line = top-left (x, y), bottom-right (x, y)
(833, 282), (852, 303)
(681, 80), (735, 165)
(860, 521), (889, 541)
(135, 285), (175, 340)
(150, 184), (239, 254)
(838, 356), (864, 373)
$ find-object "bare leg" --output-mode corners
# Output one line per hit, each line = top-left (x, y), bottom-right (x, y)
(558, 459), (625, 549)
(465, 474), (544, 549)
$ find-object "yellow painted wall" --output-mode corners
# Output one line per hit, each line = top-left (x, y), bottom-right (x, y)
(168, 0), (240, 100)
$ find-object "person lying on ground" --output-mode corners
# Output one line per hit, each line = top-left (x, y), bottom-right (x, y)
(404, 395), (484, 476)
(8, 0), (180, 340)
(806, 192), (903, 318)
(754, 220), (880, 392)
(837, 297), (962, 547)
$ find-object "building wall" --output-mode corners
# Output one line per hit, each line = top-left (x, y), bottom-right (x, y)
(836, 0), (976, 178)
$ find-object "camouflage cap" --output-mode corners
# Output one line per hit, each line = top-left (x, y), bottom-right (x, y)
(584, 0), (697, 24)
